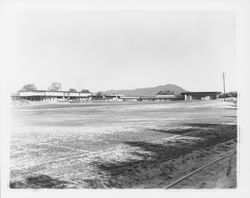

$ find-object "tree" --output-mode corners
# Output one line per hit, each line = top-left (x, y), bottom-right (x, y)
(157, 90), (174, 95)
(157, 91), (163, 95)
(48, 82), (62, 91)
(81, 89), (90, 93)
(19, 84), (37, 91)
(96, 92), (104, 97)
(69, 88), (77, 92)
(219, 91), (237, 98)
(228, 91), (237, 98)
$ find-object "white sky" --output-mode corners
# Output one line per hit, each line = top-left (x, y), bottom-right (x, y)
(2, 10), (237, 92)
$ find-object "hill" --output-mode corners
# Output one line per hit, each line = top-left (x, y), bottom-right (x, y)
(104, 84), (186, 97)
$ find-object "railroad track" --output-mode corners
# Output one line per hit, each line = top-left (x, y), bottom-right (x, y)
(10, 131), (236, 188)
(164, 152), (234, 189)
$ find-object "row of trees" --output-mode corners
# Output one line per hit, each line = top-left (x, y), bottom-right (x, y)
(156, 90), (175, 95)
(19, 82), (90, 93)
(219, 91), (237, 98)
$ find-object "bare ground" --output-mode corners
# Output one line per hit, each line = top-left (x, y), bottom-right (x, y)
(10, 124), (237, 189)
(9, 101), (237, 189)
(89, 124), (237, 189)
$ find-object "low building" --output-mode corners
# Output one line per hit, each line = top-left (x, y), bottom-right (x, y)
(104, 95), (123, 101)
(181, 92), (221, 100)
(11, 90), (92, 101)
(155, 94), (175, 101)
(140, 96), (156, 101)
(120, 96), (140, 102)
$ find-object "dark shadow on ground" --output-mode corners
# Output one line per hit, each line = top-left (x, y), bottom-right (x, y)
(10, 174), (69, 189)
(92, 123), (237, 188)
(147, 123), (236, 138)
(149, 128), (196, 135)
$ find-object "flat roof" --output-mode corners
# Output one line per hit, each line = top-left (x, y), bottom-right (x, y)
(19, 90), (91, 94)
(181, 92), (221, 95)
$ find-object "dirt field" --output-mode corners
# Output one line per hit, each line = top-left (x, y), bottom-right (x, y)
(9, 100), (237, 189)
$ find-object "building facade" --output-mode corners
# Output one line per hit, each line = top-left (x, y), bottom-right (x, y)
(181, 92), (221, 100)
(11, 90), (92, 101)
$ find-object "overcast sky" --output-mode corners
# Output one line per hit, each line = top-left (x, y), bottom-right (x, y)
(3, 10), (237, 92)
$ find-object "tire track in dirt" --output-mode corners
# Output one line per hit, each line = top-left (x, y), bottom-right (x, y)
(10, 133), (183, 173)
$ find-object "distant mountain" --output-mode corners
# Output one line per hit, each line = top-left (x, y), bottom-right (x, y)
(104, 84), (186, 97)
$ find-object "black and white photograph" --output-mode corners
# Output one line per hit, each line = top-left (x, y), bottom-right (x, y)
(0, 0), (250, 198)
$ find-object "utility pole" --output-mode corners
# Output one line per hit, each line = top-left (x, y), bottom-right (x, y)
(222, 72), (226, 101)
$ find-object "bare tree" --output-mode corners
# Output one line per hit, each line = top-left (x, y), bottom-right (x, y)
(19, 84), (37, 91)
(48, 82), (62, 91)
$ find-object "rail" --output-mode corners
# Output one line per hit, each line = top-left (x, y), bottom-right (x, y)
(164, 153), (233, 189)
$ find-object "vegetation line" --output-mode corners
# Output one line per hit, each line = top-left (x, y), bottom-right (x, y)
(164, 153), (232, 189)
